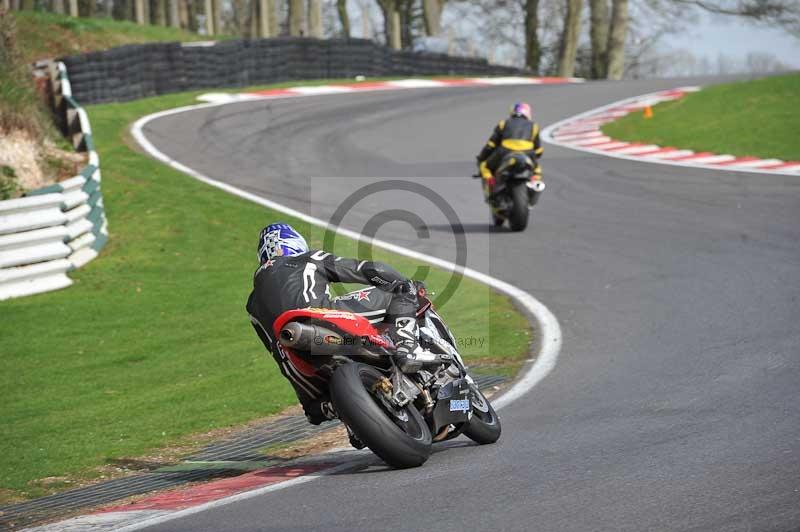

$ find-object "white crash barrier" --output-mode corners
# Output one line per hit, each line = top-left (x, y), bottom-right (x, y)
(0, 62), (108, 301)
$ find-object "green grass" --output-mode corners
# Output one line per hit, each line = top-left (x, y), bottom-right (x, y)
(0, 86), (531, 502)
(602, 73), (800, 162)
(14, 11), (226, 64)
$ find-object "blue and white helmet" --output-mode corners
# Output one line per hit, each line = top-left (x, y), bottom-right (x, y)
(257, 223), (309, 263)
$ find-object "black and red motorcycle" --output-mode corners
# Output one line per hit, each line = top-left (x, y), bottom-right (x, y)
(479, 152), (546, 231)
(274, 283), (500, 468)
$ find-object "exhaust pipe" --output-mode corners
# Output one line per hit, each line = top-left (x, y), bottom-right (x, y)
(281, 321), (388, 359)
(527, 180), (546, 207)
(280, 322), (345, 355)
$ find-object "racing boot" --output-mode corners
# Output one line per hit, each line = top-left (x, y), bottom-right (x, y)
(391, 317), (424, 373)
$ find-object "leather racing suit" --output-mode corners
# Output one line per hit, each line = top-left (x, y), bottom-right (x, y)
(246, 250), (417, 424)
(476, 115), (544, 187)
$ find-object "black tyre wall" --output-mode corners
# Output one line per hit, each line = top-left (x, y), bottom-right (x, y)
(59, 38), (528, 105)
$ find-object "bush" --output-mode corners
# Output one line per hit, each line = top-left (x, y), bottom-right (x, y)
(0, 165), (18, 200)
(0, 10), (50, 138)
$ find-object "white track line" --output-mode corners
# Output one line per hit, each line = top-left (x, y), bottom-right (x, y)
(124, 90), (563, 528)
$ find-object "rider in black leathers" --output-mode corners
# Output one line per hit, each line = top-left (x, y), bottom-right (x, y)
(476, 102), (543, 194)
(246, 223), (420, 425)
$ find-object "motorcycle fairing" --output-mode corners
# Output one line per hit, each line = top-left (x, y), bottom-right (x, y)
(273, 308), (389, 378)
(432, 378), (472, 431)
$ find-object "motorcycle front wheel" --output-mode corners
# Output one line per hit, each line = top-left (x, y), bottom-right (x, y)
(464, 387), (502, 444)
(330, 363), (432, 468)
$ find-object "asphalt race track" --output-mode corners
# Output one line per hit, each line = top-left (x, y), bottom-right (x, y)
(140, 77), (800, 532)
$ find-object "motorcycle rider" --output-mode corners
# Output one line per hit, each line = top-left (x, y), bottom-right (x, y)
(476, 102), (543, 197)
(246, 222), (426, 426)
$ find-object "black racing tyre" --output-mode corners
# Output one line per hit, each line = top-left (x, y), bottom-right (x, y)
(463, 387), (501, 444)
(508, 183), (530, 231)
(330, 363), (432, 468)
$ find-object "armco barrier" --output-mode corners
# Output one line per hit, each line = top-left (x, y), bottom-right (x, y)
(62, 37), (526, 104)
(0, 62), (108, 301)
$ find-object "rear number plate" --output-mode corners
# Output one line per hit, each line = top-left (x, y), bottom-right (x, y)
(449, 399), (470, 412)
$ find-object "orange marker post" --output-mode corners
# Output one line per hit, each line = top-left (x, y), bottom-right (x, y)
(643, 106), (654, 119)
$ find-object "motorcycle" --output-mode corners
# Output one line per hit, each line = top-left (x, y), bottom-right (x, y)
(273, 283), (501, 469)
(479, 152), (545, 232)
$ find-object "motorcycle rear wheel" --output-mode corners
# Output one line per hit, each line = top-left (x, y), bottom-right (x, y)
(330, 363), (432, 468)
(508, 183), (530, 231)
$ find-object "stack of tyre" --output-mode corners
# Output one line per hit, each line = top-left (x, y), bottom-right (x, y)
(327, 38), (384, 79)
(61, 38), (532, 105)
(387, 49), (416, 77)
(274, 37), (326, 80)
(61, 50), (110, 104)
(255, 38), (294, 84)
(144, 43), (186, 96)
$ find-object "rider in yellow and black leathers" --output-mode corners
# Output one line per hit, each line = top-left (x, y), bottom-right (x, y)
(476, 102), (543, 189)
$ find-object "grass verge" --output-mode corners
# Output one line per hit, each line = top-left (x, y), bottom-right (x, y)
(0, 85), (531, 503)
(14, 11), (225, 64)
(602, 73), (800, 162)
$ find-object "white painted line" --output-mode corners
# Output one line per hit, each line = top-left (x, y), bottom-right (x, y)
(287, 86), (356, 95)
(128, 89), (563, 527)
(385, 79), (447, 88)
(553, 131), (604, 142)
(574, 136), (612, 146)
(554, 125), (599, 135)
(725, 159), (783, 168)
(470, 76), (541, 85)
(589, 141), (630, 151)
(196, 93), (263, 104)
(645, 149), (694, 159)
(23, 510), (171, 532)
(722, 158), (783, 168)
(612, 144), (661, 155)
(679, 154), (736, 164)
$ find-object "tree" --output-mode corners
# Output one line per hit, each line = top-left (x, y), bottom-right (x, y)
(670, 0), (799, 36)
(169, 0), (180, 26)
(212, 0), (222, 33)
(556, 0), (582, 76)
(589, 0), (609, 78)
(605, 0), (628, 79)
(204, 0), (213, 33)
(289, 0), (304, 35)
(135, 0), (146, 24)
(525, 0), (541, 72)
(112, 0), (131, 20)
(398, 0), (421, 48)
(377, 0), (401, 48)
(307, 0), (322, 36)
(337, 0), (351, 36)
(231, 0), (248, 35)
(77, 0), (95, 17)
(155, 0), (167, 25)
(257, 0), (275, 36)
(422, 0), (446, 35)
